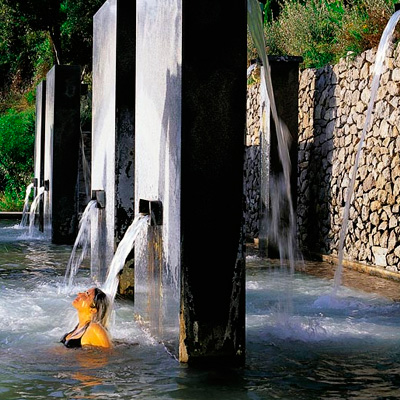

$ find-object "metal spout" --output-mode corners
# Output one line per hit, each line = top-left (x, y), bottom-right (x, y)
(396, 3), (400, 12)
(139, 199), (163, 226)
(91, 189), (106, 209)
(44, 180), (50, 191)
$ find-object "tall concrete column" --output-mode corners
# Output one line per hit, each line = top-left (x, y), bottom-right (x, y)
(91, 0), (136, 287)
(135, 0), (246, 364)
(43, 65), (81, 244)
(34, 80), (46, 232)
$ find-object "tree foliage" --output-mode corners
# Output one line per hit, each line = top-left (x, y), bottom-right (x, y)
(0, 104), (35, 209)
(0, 0), (104, 210)
(0, 0), (103, 96)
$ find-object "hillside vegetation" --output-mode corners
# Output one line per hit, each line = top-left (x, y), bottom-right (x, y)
(0, 0), (103, 210)
(248, 0), (399, 70)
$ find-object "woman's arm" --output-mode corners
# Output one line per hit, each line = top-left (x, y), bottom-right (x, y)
(81, 323), (112, 348)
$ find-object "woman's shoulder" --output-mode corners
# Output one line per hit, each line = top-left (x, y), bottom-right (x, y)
(87, 322), (107, 333)
(82, 322), (112, 348)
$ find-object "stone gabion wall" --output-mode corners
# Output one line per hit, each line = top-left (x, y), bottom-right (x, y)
(298, 43), (400, 272)
(244, 83), (261, 240)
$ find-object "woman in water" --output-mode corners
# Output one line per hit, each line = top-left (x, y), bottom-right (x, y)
(61, 288), (112, 348)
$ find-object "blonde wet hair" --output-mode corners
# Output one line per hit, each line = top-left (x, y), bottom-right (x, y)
(91, 288), (111, 328)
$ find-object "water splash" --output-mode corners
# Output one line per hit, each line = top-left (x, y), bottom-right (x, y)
(333, 10), (400, 292)
(63, 199), (97, 289)
(101, 213), (150, 304)
(28, 186), (45, 236)
(19, 182), (34, 227)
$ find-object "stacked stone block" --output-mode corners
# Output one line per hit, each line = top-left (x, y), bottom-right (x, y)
(298, 44), (400, 272)
(244, 83), (261, 240)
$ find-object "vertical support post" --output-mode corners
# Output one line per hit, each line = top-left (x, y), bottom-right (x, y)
(179, 0), (246, 365)
(34, 80), (46, 232)
(135, 0), (246, 364)
(43, 65), (81, 244)
(91, 0), (136, 289)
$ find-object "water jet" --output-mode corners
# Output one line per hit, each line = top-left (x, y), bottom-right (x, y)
(19, 182), (34, 227)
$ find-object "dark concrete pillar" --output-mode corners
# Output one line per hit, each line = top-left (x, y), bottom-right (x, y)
(135, 0), (246, 365)
(77, 84), (92, 215)
(91, 0), (136, 287)
(259, 56), (302, 258)
(179, 2), (246, 365)
(34, 80), (46, 232)
(43, 65), (81, 244)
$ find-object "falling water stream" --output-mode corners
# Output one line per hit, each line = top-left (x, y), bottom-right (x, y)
(19, 182), (34, 227)
(247, 0), (297, 273)
(333, 9), (400, 291)
(63, 199), (97, 289)
(101, 213), (150, 303)
(247, 0), (299, 323)
(28, 186), (45, 237)
(63, 205), (150, 305)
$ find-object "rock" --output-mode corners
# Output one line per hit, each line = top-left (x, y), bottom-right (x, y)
(372, 246), (388, 267)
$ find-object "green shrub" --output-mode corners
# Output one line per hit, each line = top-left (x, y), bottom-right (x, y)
(0, 185), (25, 211)
(0, 106), (35, 211)
(338, 0), (399, 54)
(256, 0), (400, 69)
(264, 0), (345, 68)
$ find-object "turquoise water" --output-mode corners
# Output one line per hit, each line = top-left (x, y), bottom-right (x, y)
(1, 219), (400, 399)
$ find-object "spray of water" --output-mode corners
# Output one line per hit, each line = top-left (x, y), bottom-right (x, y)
(19, 182), (34, 227)
(63, 199), (97, 289)
(333, 10), (400, 292)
